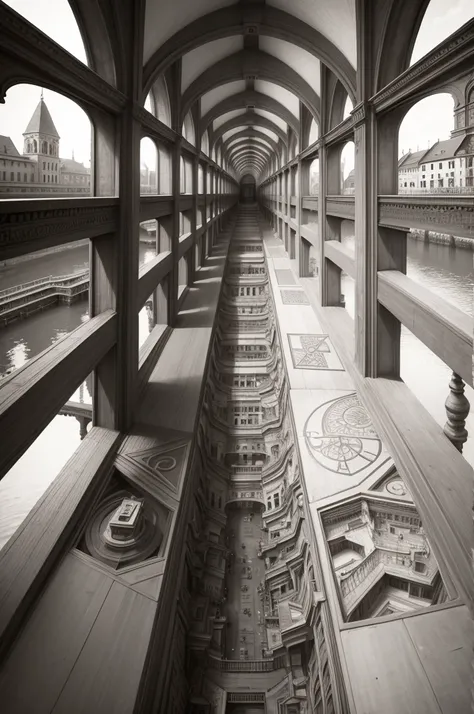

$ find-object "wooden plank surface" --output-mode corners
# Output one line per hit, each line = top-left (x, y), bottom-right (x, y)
(324, 240), (356, 278)
(137, 251), (173, 309)
(0, 427), (121, 653)
(378, 270), (472, 385)
(135, 239), (229, 434)
(342, 617), (442, 714)
(52, 580), (156, 714)
(304, 285), (474, 606)
(0, 310), (117, 479)
(0, 554), (113, 714)
(404, 605), (472, 714)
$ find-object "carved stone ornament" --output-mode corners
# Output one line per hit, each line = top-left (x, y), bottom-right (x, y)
(82, 488), (164, 570)
(374, 26), (474, 109)
(0, 204), (118, 251)
(304, 393), (382, 476)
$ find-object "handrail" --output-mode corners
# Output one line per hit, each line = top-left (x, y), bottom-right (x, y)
(0, 270), (89, 300)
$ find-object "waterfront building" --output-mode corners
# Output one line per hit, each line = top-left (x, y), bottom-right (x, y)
(0, 2), (472, 714)
(398, 116), (474, 192)
(0, 93), (90, 196)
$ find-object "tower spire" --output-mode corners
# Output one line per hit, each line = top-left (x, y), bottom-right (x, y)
(40, 87), (44, 101)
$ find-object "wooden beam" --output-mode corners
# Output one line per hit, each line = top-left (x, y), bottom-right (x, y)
(378, 270), (473, 386)
(139, 196), (174, 221)
(0, 426), (121, 656)
(324, 240), (356, 278)
(0, 310), (117, 479)
(0, 198), (118, 261)
(137, 251), (173, 309)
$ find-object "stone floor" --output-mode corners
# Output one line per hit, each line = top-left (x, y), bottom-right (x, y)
(224, 507), (267, 660)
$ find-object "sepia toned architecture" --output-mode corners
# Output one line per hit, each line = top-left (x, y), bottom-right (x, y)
(0, 94), (91, 196)
(0, 1), (473, 714)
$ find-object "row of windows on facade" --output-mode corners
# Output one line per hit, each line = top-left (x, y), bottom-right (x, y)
(0, 172), (90, 184)
(223, 344), (268, 353)
(421, 160), (473, 170)
(231, 286), (266, 296)
(25, 140), (58, 156)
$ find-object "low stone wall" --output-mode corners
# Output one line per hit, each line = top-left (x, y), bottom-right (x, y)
(409, 229), (474, 250)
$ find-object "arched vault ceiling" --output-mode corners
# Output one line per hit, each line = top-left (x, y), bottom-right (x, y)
(254, 108), (287, 133)
(181, 36), (243, 92)
(142, 4), (356, 99)
(254, 79), (299, 120)
(234, 157), (266, 171)
(213, 109), (246, 131)
(225, 132), (277, 155)
(259, 36), (320, 95)
(201, 91), (296, 135)
(229, 145), (271, 161)
(215, 116), (286, 148)
(201, 80), (246, 116)
(267, 0), (356, 69)
(181, 50), (320, 121)
(143, 0), (235, 63)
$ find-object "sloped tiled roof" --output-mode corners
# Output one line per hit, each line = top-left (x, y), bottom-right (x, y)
(23, 98), (60, 138)
(0, 136), (20, 156)
(398, 149), (429, 169)
(420, 136), (465, 163)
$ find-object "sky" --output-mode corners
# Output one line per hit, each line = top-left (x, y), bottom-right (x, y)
(1, 0), (472, 170)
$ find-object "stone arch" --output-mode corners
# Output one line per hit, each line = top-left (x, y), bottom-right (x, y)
(142, 5), (356, 100)
(68, 0), (117, 85)
(180, 49), (320, 124)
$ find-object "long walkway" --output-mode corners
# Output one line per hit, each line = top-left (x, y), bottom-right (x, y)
(224, 507), (266, 660)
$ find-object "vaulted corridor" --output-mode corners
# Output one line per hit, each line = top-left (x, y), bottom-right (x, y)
(0, 1), (473, 713)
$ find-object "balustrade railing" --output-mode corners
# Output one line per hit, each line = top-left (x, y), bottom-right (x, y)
(208, 656), (275, 672)
(444, 372), (470, 453)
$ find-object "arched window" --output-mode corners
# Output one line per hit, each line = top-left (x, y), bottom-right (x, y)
(398, 93), (457, 193)
(158, 145), (171, 195)
(140, 137), (158, 195)
(343, 96), (354, 120)
(2, 0), (87, 64)
(149, 75), (171, 127)
(410, 0), (474, 65)
(309, 158), (319, 196)
(340, 141), (355, 194)
(182, 112), (195, 147)
(0, 84), (92, 197)
(201, 130), (209, 156)
(308, 119), (319, 146)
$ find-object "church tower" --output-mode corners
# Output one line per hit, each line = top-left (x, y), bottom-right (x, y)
(23, 90), (60, 186)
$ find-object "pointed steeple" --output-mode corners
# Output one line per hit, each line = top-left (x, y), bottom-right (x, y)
(23, 91), (60, 138)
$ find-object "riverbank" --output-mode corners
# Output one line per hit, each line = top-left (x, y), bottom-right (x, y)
(409, 229), (473, 250)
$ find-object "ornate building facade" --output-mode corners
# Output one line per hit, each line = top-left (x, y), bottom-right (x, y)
(0, 93), (90, 196)
(0, 2), (472, 714)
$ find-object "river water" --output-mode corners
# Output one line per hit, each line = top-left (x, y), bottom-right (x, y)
(0, 234), (472, 549)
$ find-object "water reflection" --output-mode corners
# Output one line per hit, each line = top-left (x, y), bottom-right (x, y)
(0, 240), (155, 549)
(340, 222), (474, 467)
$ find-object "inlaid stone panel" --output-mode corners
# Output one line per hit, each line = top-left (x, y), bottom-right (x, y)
(304, 393), (382, 476)
(280, 289), (310, 305)
(288, 333), (344, 371)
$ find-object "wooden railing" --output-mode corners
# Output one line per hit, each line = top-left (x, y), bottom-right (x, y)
(208, 656), (275, 672)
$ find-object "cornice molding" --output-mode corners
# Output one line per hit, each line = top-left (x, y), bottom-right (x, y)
(0, 4), (125, 114)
